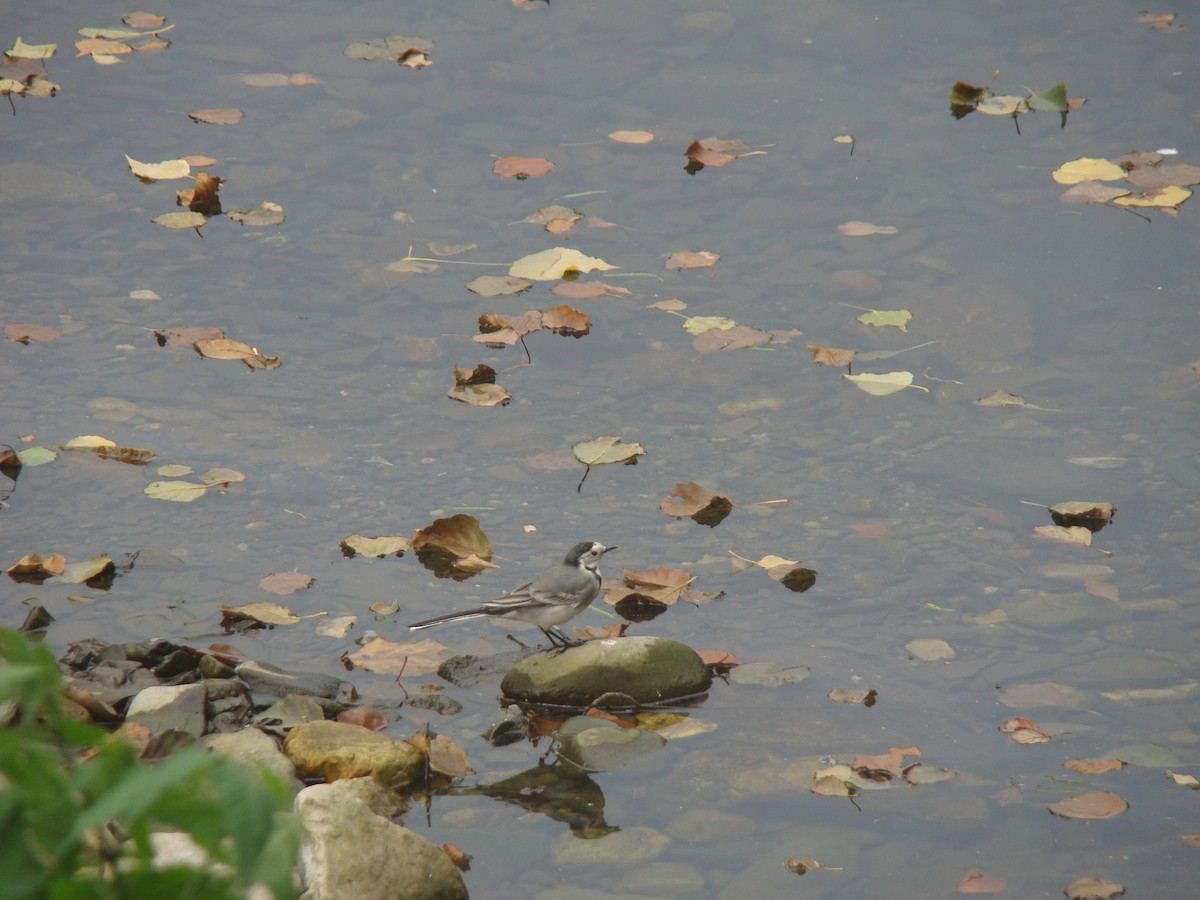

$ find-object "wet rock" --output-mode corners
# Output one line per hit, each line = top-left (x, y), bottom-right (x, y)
(201, 727), (299, 790)
(284, 720), (423, 789)
(125, 683), (207, 737)
(438, 650), (527, 687)
(296, 779), (466, 900)
(236, 659), (356, 702)
(500, 636), (711, 709)
(555, 715), (666, 773)
(255, 694), (326, 735)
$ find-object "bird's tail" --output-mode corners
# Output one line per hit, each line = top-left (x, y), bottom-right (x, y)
(409, 608), (488, 631)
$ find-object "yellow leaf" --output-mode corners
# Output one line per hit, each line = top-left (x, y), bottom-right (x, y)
(572, 436), (646, 465)
(682, 315), (736, 334)
(125, 154), (191, 181)
(855, 308), (912, 330)
(509, 247), (616, 281)
(1051, 157), (1127, 184)
(1112, 185), (1191, 209)
(7, 37), (57, 59)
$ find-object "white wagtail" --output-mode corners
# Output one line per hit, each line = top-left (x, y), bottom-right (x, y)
(409, 541), (615, 647)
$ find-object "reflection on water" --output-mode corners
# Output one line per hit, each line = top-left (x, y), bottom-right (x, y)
(4, 0), (1199, 895)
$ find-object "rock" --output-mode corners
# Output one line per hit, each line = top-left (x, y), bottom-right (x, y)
(555, 716), (666, 773)
(235, 660), (357, 702)
(551, 825), (670, 867)
(125, 683), (207, 737)
(201, 727), (299, 789)
(283, 720), (424, 789)
(500, 636), (712, 709)
(296, 780), (466, 900)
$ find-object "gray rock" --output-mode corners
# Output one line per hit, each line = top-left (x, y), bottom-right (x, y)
(236, 659), (357, 702)
(501, 636), (711, 709)
(201, 727), (299, 789)
(125, 683), (207, 737)
(296, 780), (466, 900)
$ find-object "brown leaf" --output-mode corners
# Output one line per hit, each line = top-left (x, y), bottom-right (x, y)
(176, 172), (223, 215)
(807, 344), (857, 367)
(447, 383), (511, 407)
(1063, 758), (1124, 775)
(6, 552), (67, 584)
(683, 137), (747, 173)
(660, 482), (733, 527)
(337, 707), (389, 730)
(1047, 791), (1128, 820)
(187, 107), (244, 125)
(541, 304), (590, 336)
(5, 323), (62, 343)
(549, 281), (630, 299)
(346, 636), (448, 675)
(697, 649), (740, 669)
(259, 571), (314, 595)
(155, 326), (224, 347)
(492, 156), (555, 178)
(693, 324), (774, 352)
(441, 843), (472, 871)
(666, 249), (720, 270)
(412, 514), (492, 562)
(453, 364), (496, 386)
(956, 870), (1007, 893)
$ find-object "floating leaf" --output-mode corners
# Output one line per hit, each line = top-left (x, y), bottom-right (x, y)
(219, 601), (320, 627)
(466, 275), (532, 296)
(573, 436), (646, 466)
(6, 552), (66, 584)
(144, 480), (208, 502)
(125, 154), (190, 181)
(412, 514), (493, 575)
(1047, 791), (1127, 820)
(176, 172), (223, 216)
(843, 371), (930, 396)
(682, 315), (736, 335)
(447, 383), (511, 407)
(660, 482), (733, 527)
(807, 345), (857, 367)
(855, 308), (912, 330)
(1111, 185), (1191, 209)
(340, 534), (412, 559)
(609, 130), (653, 144)
(151, 210), (207, 229)
(492, 156), (554, 178)
(1059, 181), (1131, 205)
(1026, 81), (1068, 112)
(259, 572), (315, 595)
(347, 637), (447, 675)
(509, 248), (616, 280)
(7, 37), (57, 59)
(1052, 157), (1126, 184)
(666, 249), (720, 270)
(186, 107), (243, 125)
(5, 323), (62, 343)
(227, 201), (285, 226)
(343, 35), (434, 65)
(58, 556), (115, 587)
(837, 221), (897, 236)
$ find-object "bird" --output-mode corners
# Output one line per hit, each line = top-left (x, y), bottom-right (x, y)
(409, 541), (615, 647)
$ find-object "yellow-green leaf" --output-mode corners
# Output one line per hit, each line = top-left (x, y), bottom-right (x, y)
(682, 315), (737, 335)
(573, 436), (646, 465)
(7, 37), (57, 59)
(856, 308), (912, 331)
(152, 211), (207, 229)
(144, 480), (209, 502)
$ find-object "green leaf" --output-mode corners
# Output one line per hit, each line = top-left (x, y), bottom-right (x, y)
(1027, 81), (1068, 112)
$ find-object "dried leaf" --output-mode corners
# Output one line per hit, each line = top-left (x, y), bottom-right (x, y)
(186, 107), (244, 125)
(492, 156), (554, 178)
(1047, 791), (1128, 820)
(347, 636), (447, 675)
(573, 436), (646, 465)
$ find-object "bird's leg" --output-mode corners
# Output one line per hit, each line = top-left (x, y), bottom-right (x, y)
(542, 626), (582, 648)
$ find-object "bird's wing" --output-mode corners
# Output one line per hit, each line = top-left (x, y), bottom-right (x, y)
(481, 579), (582, 611)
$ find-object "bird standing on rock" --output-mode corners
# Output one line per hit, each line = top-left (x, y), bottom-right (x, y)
(408, 541), (615, 647)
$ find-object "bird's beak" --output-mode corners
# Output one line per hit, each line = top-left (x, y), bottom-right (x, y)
(601, 545), (616, 555)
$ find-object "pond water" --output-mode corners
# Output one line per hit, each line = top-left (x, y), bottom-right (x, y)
(3, 0), (1199, 896)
